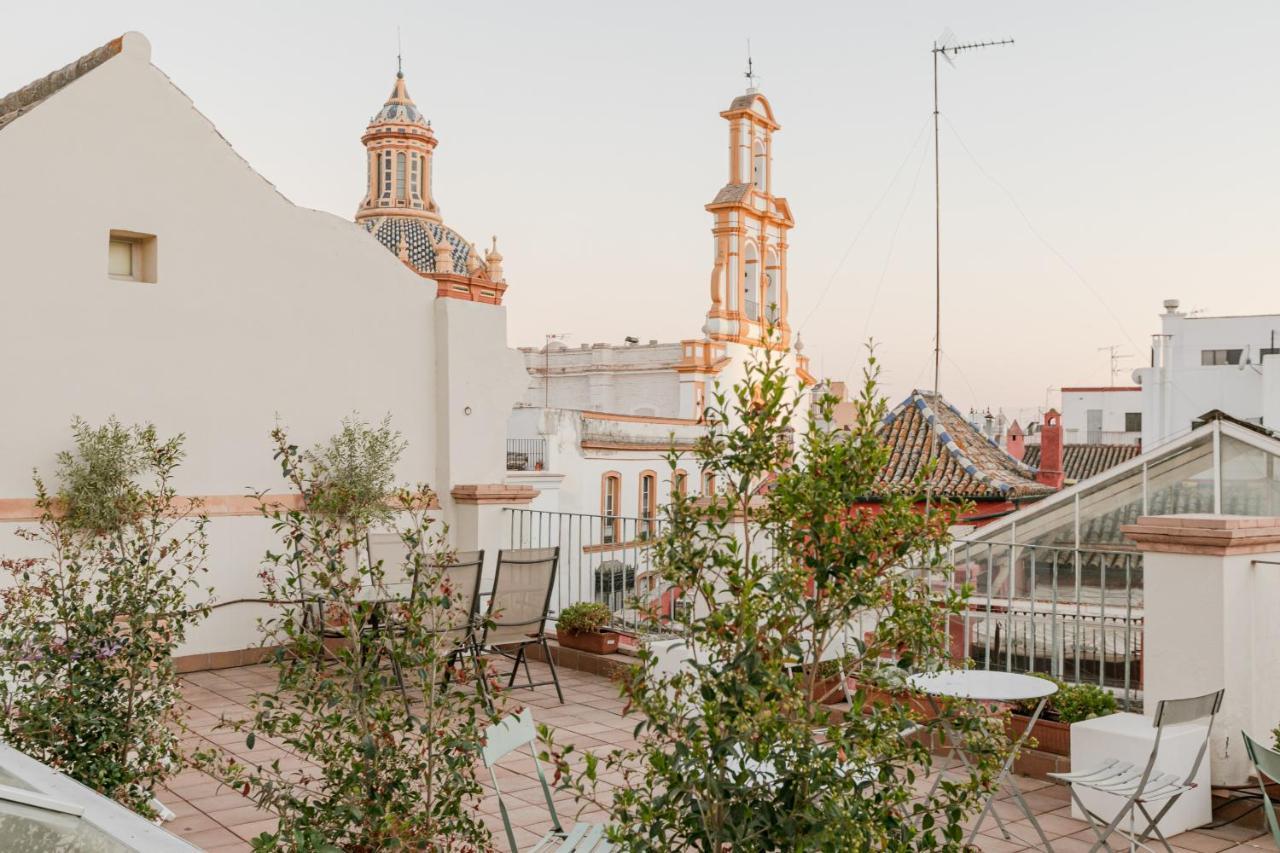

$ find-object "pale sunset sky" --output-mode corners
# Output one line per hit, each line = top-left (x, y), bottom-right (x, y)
(4, 1), (1278, 421)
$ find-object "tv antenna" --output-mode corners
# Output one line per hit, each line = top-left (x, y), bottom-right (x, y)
(924, 30), (1014, 513)
(1098, 345), (1133, 386)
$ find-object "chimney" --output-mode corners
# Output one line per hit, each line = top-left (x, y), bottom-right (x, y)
(1006, 420), (1025, 462)
(1036, 409), (1064, 489)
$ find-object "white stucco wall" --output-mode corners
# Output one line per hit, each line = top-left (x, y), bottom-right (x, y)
(520, 341), (685, 416)
(1059, 388), (1143, 445)
(1135, 303), (1280, 448)
(0, 34), (523, 657)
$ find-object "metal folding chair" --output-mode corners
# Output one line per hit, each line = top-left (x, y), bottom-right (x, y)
(478, 547), (563, 703)
(481, 708), (612, 852)
(1049, 688), (1224, 852)
(1242, 730), (1280, 848)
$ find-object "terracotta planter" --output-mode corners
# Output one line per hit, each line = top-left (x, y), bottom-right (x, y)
(856, 682), (936, 717)
(810, 676), (849, 705)
(1007, 713), (1070, 756)
(555, 630), (620, 655)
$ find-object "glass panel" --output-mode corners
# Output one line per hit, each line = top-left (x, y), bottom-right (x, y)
(1146, 436), (1216, 515)
(1221, 434), (1280, 516)
(107, 241), (132, 277)
(0, 798), (129, 852)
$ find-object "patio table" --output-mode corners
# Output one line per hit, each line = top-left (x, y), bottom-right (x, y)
(908, 669), (1057, 851)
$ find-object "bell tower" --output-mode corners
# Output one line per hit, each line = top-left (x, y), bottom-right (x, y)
(702, 86), (795, 348)
(355, 66), (439, 224)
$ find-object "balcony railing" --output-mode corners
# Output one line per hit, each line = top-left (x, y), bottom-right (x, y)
(506, 438), (546, 472)
(944, 540), (1143, 711)
(502, 510), (1144, 709)
(503, 509), (681, 635)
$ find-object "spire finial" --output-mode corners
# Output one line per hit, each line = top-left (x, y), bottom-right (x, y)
(396, 26), (403, 78)
(744, 39), (758, 92)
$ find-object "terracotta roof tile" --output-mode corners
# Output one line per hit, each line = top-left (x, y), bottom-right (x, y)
(1022, 443), (1141, 484)
(0, 36), (123, 132)
(873, 391), (1054, 500)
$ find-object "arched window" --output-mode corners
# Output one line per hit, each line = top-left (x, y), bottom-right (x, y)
(765, 248), (780, 324)
(639, 471), (657, 537)
(380, 152), (393, 200)
(602, 472), (621, 544)
(396, 153), (407, 202)
(410, 154), (421, 203)
(702, 470), (716, 495)
(752, 139), (767, 192)
(673, 469), (688, 497)
(743, 243), (759, 321)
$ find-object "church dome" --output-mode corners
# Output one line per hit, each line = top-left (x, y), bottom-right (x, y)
(370, 73), (429, 127)
(360, 216), (486, 278)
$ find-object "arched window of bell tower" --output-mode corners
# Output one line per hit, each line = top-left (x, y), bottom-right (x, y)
(765, 248), (780, 323)
(743, 242), (759, 320)
(752, 139), (766, 192)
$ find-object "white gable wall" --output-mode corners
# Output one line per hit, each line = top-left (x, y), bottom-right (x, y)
(0, 35), (522, 656)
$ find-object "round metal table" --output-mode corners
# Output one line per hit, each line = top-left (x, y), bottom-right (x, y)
(909, 669), (1059, 850)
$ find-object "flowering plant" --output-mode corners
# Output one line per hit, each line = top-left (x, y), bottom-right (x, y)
(0, 419), (211, 816)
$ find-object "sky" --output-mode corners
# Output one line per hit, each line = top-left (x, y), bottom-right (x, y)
(4, 1), (1279, 422)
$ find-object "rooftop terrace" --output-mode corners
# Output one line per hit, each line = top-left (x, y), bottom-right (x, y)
(166, 660), (1273, 852)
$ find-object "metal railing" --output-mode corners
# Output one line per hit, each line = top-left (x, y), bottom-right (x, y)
(500, 510), (1144, 708)
(506, 438), (546, 472)
(945, 540), (1144, 711)
(503, 509), (683, 635)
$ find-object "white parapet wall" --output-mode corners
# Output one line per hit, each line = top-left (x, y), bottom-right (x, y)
(1124, 514), (1280, 785)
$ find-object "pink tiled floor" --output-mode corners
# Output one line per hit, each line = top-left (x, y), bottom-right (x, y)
(168, 661), (1272, 852)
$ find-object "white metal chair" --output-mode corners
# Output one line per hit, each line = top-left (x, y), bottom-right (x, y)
(1048, 688), (1224, 852)
(481, 709), (612, 852)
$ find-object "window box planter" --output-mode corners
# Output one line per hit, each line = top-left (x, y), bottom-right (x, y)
(809, 675), (849, 705)
(555, 630), (620, 656)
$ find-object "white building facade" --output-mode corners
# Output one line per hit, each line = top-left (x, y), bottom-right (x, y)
(1134, 299), (1280, 448)
(1059, 386), (1143, 446)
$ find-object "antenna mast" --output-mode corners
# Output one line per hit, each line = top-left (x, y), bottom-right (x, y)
(925, 32), (1013, 513)
(1098, 345), (1133, 386)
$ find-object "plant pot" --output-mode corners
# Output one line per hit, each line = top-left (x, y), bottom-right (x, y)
(810, 675), (849, 705)
(855, 682), (936, 717)
(555, 630), (620, 655)
(1007, 713), (1070, 756)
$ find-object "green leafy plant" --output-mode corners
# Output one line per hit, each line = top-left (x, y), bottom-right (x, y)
(197, 422), (495, 851)
(303, 413), (407, 524)
(557, 602), (612, 635)
(541, 342), (1008, 851)
(0, 420), (211, 816)
(1013, 674), (1117, 723)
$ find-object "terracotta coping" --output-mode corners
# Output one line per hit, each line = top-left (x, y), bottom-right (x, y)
(1121, 514), (1280, 555)
(449, 484), (539, 505)
(0, 492), (440, 522)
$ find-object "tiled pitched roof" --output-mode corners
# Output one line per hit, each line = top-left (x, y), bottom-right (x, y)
(710, 183), (751, 205)
(1022, 443), (1141, 484)
(0, 36), (123, 132)
(875, 391), (1055, 500)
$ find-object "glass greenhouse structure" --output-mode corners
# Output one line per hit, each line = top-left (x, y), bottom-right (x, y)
(948, 412), (1280, 707)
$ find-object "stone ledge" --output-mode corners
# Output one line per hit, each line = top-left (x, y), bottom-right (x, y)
(450, 484), (539, 505)
(1122, 514), (1280, 555)
(522, 638), (631, 680)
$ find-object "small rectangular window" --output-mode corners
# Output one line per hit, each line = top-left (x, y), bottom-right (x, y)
(107, 231), (157, 283)
(107, 240), (133, 277)
(1125, 412), (1142, 432)
(1201, 349), (1243, 366)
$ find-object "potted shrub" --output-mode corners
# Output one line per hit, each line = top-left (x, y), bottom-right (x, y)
(555, 602), (619, 655)
(808, 655), (852, 705)
(1007, 674), (1117, 756)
